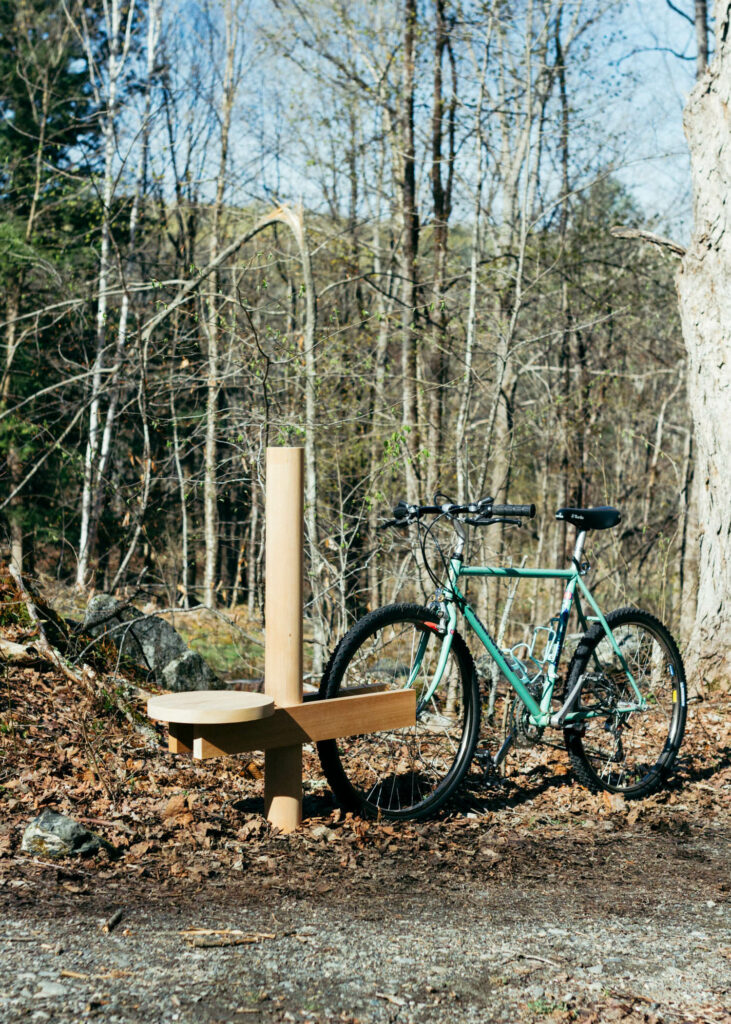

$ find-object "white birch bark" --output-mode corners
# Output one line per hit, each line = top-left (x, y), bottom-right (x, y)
(72, 0), (137, 587)
(89, 0), (162, 573)
(455, 21), (494, 503)
(202, 0), (239, 608)
(676, 0), (731, 685)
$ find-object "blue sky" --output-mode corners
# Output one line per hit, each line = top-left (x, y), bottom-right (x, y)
(607, 0), (703, 240)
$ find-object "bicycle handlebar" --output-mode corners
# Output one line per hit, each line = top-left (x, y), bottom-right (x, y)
(382, 498), (536, 528)
(490, 504), (536, 518)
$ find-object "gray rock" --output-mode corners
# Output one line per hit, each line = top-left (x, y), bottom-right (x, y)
(83, 594), (224, 691)
(33, 981), (68, 999)
(21, 810), (107, 859)
(160, 650), (220, 691)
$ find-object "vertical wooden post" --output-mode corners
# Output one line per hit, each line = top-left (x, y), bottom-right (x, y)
(264, 447), (304, 831)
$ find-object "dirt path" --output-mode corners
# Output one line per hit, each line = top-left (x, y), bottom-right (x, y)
(2, 819), (729, 1024)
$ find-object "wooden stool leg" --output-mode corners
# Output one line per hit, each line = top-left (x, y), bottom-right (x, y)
(265, 746), (302, 829)
(264, 447), (304, 832)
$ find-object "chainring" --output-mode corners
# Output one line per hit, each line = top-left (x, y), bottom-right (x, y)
(507, 679), (545, 747)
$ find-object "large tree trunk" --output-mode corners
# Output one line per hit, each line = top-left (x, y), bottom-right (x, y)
(676, 0), (731, 686)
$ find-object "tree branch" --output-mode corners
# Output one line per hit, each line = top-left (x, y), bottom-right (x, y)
(610, 225), (686, 257)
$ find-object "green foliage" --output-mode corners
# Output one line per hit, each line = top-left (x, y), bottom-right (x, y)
(0, 219), (37, 275)
(526, 997), (569, 1015)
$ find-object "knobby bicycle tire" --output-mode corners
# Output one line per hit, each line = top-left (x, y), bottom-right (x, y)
(316, 603), (481, 820)
(563, 607), (687, 797)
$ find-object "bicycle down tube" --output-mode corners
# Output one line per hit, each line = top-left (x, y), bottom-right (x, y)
(421, 554), (645, 730)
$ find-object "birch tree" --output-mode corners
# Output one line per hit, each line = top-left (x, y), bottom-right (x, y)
(200, 0), (243, 608)
(71, 0), (138, 587)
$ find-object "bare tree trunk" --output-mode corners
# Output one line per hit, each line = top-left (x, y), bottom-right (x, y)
(246, 478), (260, 617)
(261, 204), (327, 671)
(2, 288), (24, 570)
(203, 0), (239, 608)
(86, 0), (162, 576)
(400, 0), (420, 501)
(456, 23), (492, 503)
(676, 0), (731, 686)
(74, 0), (137, 588)
(425, 0), (455, 501)
(678, 429), (698, 641)
(169, 313), (190, 609)
(695, 0), (710, 77)
(367, 205), (395, 611)
(642, 378), (683, 534)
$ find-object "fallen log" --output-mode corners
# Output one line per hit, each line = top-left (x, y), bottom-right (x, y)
(0, 637), (40, 664)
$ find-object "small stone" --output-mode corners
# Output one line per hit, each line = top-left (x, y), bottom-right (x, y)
(21, 810), (107, 859)
(309, 825), (336, 842)
(34, 981), (68, 999)
(587, 963), (604, 974)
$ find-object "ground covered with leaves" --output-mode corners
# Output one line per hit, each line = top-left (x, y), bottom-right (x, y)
(1, 621), (729, 1024)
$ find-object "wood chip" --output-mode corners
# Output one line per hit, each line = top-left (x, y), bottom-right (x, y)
(375, 993), (407, 1006)
(60, 969), (134, 980)
(180, 929), (275, 948)
(102, 909), (123, 933)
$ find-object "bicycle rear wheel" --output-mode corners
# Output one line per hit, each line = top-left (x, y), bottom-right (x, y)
(317, 603), (481, 820)
(564, 607), (687, 797)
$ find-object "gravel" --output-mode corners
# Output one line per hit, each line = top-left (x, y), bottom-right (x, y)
(2, 824), (728, 1024)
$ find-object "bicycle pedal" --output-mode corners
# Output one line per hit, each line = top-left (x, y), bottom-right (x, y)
(474, 749), (504, 786)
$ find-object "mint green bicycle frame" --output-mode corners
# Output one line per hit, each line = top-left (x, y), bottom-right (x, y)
(411, 555), (647, 730)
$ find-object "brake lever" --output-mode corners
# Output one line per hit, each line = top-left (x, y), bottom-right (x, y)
(379, 517), (412, 531)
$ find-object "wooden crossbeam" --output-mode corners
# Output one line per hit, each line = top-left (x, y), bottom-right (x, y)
(190, 689), (416, 760)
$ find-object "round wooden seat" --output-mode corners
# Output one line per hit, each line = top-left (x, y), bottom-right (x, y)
(147, 690), (275, 725)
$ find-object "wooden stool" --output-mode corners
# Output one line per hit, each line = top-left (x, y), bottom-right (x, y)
(145, 446), (415, 832)
(147, 687), (415, 761)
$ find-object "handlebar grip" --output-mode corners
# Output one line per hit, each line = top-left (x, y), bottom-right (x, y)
(490, 503), (536, 518)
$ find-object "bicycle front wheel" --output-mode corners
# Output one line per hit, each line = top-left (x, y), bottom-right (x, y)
(564, 607), (687, 797)
(317, 603), (481, 820)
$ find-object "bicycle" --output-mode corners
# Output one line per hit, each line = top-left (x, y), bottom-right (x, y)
(316, 497), (687, 820)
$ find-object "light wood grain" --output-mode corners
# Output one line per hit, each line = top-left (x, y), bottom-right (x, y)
(148, 690), (274, 724)
(264, 447), (304, 831)
(192, 688), (416, 759)
(168, 722), (194, 754)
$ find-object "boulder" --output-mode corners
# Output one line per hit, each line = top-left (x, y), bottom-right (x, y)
(21, 810), (107, 859)
(83, 595), (224, 691)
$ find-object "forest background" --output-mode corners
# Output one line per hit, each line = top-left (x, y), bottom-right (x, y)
(1, 0), (725, 688)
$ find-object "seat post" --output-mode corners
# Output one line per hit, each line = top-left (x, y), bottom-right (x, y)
(572, 529), (587, 571)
